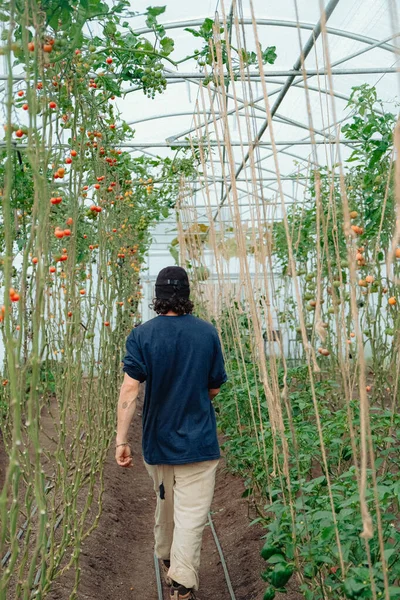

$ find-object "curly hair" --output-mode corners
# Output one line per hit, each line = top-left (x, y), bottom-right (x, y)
(151, 295), (194, 316)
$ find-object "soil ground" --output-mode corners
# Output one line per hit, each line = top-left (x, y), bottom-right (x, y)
(1, 393), (301, 600)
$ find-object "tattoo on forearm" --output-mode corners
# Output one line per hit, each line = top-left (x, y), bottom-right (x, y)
(122, 401), (128, 409)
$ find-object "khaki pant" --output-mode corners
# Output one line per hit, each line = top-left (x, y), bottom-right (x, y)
(144, 459), (219, 591)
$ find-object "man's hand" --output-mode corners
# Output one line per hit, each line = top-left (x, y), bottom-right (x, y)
(115, 373), (140, 469)
(115, 444), (133, 468)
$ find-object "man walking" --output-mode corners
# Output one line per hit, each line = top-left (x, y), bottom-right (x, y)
(115, 266), (227, 600)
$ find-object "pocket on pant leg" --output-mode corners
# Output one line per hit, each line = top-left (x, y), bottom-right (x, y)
(144, 461), (161, 493)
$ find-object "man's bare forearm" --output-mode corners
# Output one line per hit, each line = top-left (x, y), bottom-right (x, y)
(116, 374), (140, 444)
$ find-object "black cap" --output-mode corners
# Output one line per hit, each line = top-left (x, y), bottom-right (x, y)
(155, 266), (190, 300)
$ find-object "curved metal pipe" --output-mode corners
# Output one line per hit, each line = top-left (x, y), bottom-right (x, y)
(132, 18), (397, 53)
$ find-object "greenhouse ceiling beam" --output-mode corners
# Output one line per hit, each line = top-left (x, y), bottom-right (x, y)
(161, 72), (383, 149)
(119, 139), (356, 147)
(163, 76), (360, 148)
(132, 18), (397, 54)
(127, 176), (310, 181)
(128, 111), (213, 126)
(273, 113), (355, 149)
(122, 78), (353, 107)
(249, 107), (357, 174)
(161, 68), (399, 78)
(3, 67), (395, 84)
(126, 142), (322, 171)
(214, 0), (341, 220)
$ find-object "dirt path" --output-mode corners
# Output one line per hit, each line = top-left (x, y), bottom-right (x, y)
(0, 391), (303, 600)
(45, 395), (272, 600)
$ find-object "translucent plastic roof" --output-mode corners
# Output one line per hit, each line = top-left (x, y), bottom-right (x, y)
(126, 0), (398, 278)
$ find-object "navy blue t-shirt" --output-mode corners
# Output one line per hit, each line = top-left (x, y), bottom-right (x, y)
(122, 314), (227, 465)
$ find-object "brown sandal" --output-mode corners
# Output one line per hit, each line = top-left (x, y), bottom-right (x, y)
(160, 559), (173, 587)
(170, 584), (197, 599)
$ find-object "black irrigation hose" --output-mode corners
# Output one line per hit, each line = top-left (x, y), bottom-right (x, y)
(154, 553), (164, 600)
(208, 511), (236, 600)
(153, 512), (237, 600)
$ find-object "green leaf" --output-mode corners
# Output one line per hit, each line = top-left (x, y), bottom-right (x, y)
(268, 554), (286, 564)
(185, 18), (215, 40)
(311, 510), (334, 521)
(384, 548), (396, 561)
(262, 45), (277, 65)
(160, 36), (174, 55)
(200, 17), (215, 36)
(146, 5), (166, 17)
(184, 27), (202, 38)
(82, 0), (109, 19)
(343, 578), (366, 599)
(103, 21), (117, 36)
(169, 245), (179, 264)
